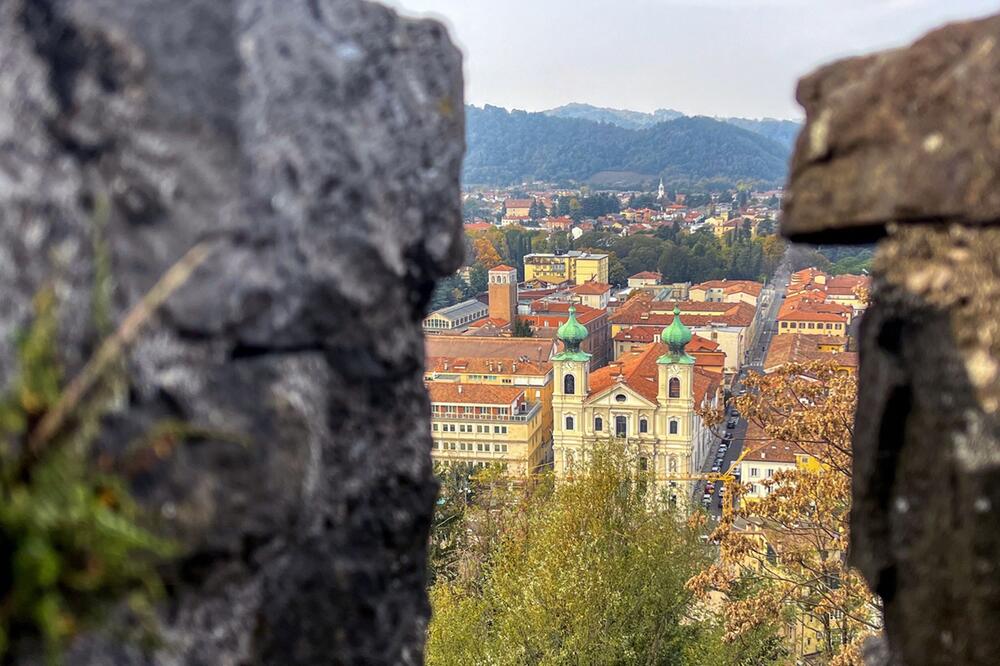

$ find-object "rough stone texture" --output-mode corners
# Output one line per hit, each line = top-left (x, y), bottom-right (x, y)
(855, 226), (1000, 666)
(782, 13), (1000, 666)
(0, 0), (464, 663)
(781, 13), (1000, 244)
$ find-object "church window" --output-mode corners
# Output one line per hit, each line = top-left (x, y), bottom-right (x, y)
(594, 416), (603, 432)
(639, 417), (648, 433)
(615, 393), (627, 403)
(669, 420), (679, 435)
(669, 377), (681, 398)
(566, 415), (575, 430)
(615, 415), (627, 437)
(564, 373), (575, 395)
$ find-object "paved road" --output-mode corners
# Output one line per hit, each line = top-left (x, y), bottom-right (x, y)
(694, 257), (791, 517)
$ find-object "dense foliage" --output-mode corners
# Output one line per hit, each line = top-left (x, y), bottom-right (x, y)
(572, 226), (785, 285)
(426, 443), (786, 665)
(0, 292), (175, 662)
(788, 245), (873, 276)
(465, 106), (790, 189)
(689, 362), (881, 664)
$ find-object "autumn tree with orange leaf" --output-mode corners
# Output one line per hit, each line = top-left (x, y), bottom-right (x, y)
(688, 360), (882, 665)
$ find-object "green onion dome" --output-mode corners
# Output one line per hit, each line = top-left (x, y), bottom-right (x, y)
(557, 306), (589, 351)
(661, 305), (693, 357)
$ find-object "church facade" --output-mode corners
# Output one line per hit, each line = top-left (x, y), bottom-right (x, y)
(551, 305), (721, 508)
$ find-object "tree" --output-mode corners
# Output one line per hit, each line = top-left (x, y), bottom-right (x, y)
(468, 265), (488, 294)
(472, 237), (502, 269)
(427, 440), (761, 665)
(689, 362), (881, 664)
(502, 228), (534, 278)
(511, 318), (533, 337)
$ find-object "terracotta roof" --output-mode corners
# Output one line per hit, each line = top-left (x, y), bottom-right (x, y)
(426, 354), (549, 376)
(790, 267), (826, 284)
(777, 300), (851, 323)
(629, 271), (662, 280)
(528, 301), (606, 326)
(490, 264), (516, 272)
(587, 342), (720, 404)
(693, 367), (722, 405)
(764, 334), (857, 371)
(692, 279), (763, 297)
(425, 336), (556, 365)
(504, 198), (533, 209)
(427, 383), (525, 405)
(463, 222), (493, 231)
(740, 423), (805, 464)
(570, 281), (611, 295)
(610, 295), (755, 328)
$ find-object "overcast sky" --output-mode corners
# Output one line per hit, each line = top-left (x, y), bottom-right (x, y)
(383, 0), (996, 119)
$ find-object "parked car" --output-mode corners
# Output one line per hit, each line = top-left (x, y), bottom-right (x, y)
(724, 433), (734, 441)
(731, 409), (740, 418)
(705, 483), (715, 493)
(711, 464), (721, 473)
(727, 420), (737, 429)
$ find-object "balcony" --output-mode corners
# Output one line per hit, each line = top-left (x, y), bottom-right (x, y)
(434, 401), (542, 423)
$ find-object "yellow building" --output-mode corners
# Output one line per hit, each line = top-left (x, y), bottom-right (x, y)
(425, 335), (556, 463)
(523, 251), (609, 285)
(428, 383), (547, 476)
(551, 306), (722, 509)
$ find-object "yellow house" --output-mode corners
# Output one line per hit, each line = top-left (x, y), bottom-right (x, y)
(425, 335), (556, 457)
(428, 383), (547, 476)
(523, 251), (609, 285)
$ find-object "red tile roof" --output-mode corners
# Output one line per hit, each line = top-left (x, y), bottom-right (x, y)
(629, 271), (662, 280)
(427, 383), (525, 405)
(504, 198), (533, 209)
(692, 279), (763, 297)
(587, 342), (721, 404)
(610, 294), (755, 328)
(570, 281), (611, 295)
(763, 334), (856, 371)
(489, 264), (516, 272)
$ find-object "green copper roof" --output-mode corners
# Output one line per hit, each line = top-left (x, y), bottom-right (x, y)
(554, 306), (592, 361)
(658, 305), (696, 365)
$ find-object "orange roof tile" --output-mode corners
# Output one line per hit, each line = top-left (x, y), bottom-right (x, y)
(425, 336), (556, 365)
(427, 383), (525, 405)
(587, 342), (721, 404)
(571, 281), (611, 295)
(764, 334), (857, 372)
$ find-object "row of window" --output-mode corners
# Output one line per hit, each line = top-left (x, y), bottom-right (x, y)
(433, 441), (509, 453)
(433, 423), (508, 434)
(747, 467), (775, 479)
(564, 415), (679, 435)
(780, 321), (842, 330)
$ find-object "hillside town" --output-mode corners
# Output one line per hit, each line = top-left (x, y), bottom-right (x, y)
(422, 181), (873, 660)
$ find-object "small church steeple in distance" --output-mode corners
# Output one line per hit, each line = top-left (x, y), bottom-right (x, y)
(657, 177), (666, 201)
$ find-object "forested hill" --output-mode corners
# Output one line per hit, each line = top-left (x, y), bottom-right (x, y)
(544, 103), (684, 129)
(464, 105), (791, 189)
(542, 103), (802, 150)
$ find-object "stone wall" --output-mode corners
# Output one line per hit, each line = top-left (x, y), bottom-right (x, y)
(782, 13), (1000, 666)
(0, 0), (464, 663)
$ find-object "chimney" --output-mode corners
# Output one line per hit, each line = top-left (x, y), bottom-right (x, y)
(443, 360), (449, 370)
(512, 362), (518, 372)
(457, 385), (463, 394)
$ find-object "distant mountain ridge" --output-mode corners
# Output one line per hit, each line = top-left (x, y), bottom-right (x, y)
(465, 105), (790, 189)
(541, 103), (802, 149)
(544, 103), (684, 130)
